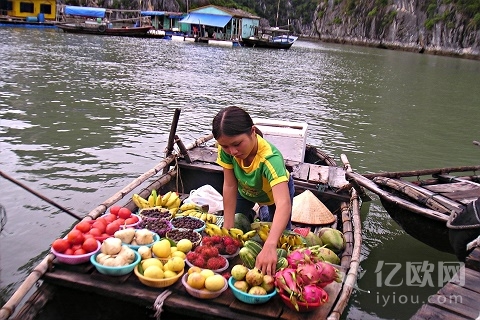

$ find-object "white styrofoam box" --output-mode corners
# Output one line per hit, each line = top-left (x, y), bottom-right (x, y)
(252, 118), (308, 162)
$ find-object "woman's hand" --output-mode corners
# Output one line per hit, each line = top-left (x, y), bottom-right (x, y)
(255, 243), (278, 276)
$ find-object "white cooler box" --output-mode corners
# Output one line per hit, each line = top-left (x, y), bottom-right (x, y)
(252, 118), (308, 162)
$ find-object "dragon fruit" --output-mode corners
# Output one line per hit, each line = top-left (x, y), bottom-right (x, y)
(274, 268), (302, 296)
(286, 248), (316, 268)
(300, 285), (329, 304)
(315, 261), (342, 286)
(297, 262), (323, 285)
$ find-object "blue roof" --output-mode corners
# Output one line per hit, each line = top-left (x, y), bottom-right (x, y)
(64, 6), (106, 18)
(179, 13), (231, 27)
(141, 11), (166, 16)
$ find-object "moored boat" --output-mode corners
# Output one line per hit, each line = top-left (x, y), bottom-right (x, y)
(241, 27), (298, 49)
(56, 5), (152, 37)
(0, 111), (361, 320)
(346, 165), (480, 259)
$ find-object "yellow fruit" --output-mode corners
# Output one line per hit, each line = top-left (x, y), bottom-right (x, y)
(200, 269), (215, 279)
(205, 274), (225, 291)
(188, 266), (202, 275)
(176, 239), (193, 253)
(172, 251), (186, 259)
(141, 258), (163, 270)
(152, 239), (171, 258)
(187, 272), (206, 290)
(144, 265), (164, 279)
(168, 256), (185, 272)
(170, 246), (178, 253)
(163, 270), (178, 279)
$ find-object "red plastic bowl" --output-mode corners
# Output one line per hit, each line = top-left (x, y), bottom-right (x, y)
(278, 291), (325, 313)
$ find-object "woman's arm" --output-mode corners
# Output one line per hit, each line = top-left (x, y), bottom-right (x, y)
(222, 168), (238, 229)
(255, 181), (291, 275)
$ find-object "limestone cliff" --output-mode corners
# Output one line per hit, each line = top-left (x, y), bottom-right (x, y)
(302, 0), (480, 59)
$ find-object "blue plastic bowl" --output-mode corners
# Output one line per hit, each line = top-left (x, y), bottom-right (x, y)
(90, 250), (141, 276)
(228, 277), (276, 304)
(124, 231), (160, 250)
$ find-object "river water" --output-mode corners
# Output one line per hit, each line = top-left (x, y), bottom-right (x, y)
(1, 27), (479, 319)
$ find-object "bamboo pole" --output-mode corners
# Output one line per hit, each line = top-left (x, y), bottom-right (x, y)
(372, 177), (461, 214)
(328, 154), (362, 320)
(362, 165), (480, 179)
(346, 171), (449, 222)
(0, 133), (214, 320)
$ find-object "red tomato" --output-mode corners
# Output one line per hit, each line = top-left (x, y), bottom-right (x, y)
(74, 248), (87, 255)
(82, 238), (98, 253)
(52, 238), (70, 253)
(92, 221), (106, 233)
(117, 207), (132, 219)
(104, 214), (117, 223)
(109, 205), (121, 216)
(75, 221), (91, 233)
(96, 217), (108, 226)
(71, 244), (82, 251)
(88, 227), (102, 237)
(105, 222), (120, 235)
(67, 229), (85, 245)
(124, 217), (137, 225)
(64, 248), (74, 255)
(115, 218), (125, 226)
(83, 234), (94, 240)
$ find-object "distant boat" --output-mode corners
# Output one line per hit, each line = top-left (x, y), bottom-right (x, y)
(242, 26), (298, 49)
(56, 6), (152, 37)
(57, 23), (152, 37)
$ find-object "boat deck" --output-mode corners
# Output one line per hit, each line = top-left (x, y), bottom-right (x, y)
(412, 247), (480, 319)
(18, 252), (346, 320)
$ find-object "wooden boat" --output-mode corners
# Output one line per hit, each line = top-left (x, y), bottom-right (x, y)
(0, 111), (361, 320)
(241, 27), (298, 49)
(56, 23), (152, 37)
(346, 165), (480, 256)
(56, 5), (152, 37)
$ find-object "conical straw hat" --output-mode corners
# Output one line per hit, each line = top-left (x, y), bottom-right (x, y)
(292, 190), (335, 225)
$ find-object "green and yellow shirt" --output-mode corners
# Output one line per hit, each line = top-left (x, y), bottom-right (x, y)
(216, 135), (289, 205)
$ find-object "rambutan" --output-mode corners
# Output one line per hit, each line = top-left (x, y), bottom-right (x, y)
(222, 236), (234, 246)
(194, 256), (206, 268)
(202, 237), (212, 246)
(207, 256), (226, 270)
(210, 235), (222, 244)
(186, 251), (198, 261)
(232, 239), (242, 248)
(225, 244), (238, 255)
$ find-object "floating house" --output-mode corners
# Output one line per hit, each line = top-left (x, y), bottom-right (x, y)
(141, 11), (187, 38)
(0, 0), (57, 26)
(178, 5), (260, 47)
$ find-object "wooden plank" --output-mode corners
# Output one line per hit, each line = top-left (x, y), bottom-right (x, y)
(427, 294), (479, 319)
(465, 247), (480, 272)
(412, 304), (471, 320)
(424, 181), (480, 204)
(438, 282), (480, 307)
(308, 165), (329, 184)
(426, 182), (478, 193)
(289, 162), (311, 181)
(229, 295), (283, 318)
(328, 166), (349, 189)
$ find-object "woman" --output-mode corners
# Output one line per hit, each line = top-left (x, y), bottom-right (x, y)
(212, 106), (295, 275)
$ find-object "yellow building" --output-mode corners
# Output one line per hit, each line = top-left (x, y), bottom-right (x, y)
(0, 0), (57, 22)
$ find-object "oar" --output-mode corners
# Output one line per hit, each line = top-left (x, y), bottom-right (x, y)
(0, 170), (82, 220)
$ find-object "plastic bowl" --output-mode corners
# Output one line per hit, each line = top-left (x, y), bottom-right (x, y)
(220, 247), (240, 260)
(171, 216), (206, 233)
(120, 213), (142, 229)
(185, 256), (229, 273)
(278, 291), (324, 312)
(181, 273), (227, 299)
(228, 277), (276, 304)
(90, 250), (141, 276)
(166, 228), (202, 248)
(134, 265), (184, 288)
(124, 231), (160, 250)
(51, 240), (101, 265)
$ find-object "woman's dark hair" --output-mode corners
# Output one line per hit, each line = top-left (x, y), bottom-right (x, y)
(212, 106), (262, 139)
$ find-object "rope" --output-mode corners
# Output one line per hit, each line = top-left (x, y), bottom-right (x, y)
(446, 204), (480, 230)
(154, 290), (172, 319)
